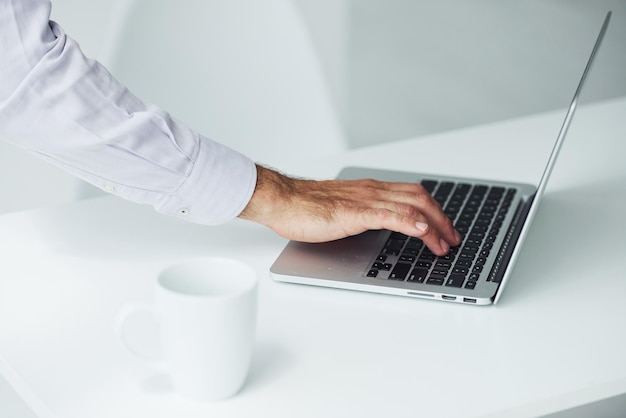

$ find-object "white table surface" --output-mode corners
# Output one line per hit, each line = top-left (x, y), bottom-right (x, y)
(1, 96), (625, 418)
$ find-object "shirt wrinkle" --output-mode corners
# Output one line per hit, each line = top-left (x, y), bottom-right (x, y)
(32, 150), (168, 195)
(164, 138), (201, 198)
(0, 0), (257, 225)
(107, 142), (190, 177)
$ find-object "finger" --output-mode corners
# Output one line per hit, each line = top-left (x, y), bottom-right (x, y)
(355, 207), (452, 256)
(419, 203), (461, 248)
(389, 183), (462, 247)
(352, 181), (461, 250)
(413, 220), (454, 256)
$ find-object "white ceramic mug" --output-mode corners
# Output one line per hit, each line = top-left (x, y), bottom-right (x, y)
(119, 257), (258, 401)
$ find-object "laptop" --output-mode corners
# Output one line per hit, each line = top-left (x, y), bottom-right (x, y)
(270, 12), (611, 305)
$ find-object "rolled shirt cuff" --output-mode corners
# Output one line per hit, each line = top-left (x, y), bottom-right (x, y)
(156, 136), (257, 225)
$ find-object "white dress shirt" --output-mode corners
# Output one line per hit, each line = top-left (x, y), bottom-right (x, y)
(0, 0), (257, 225)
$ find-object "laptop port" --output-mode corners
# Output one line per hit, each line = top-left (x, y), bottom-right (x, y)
(441, 295), (457, 301)
(463, 297), (477, 304)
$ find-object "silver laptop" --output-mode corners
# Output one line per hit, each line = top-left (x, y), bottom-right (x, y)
(270, 12), (611, 305)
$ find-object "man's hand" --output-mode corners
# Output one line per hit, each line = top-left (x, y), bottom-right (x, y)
(238, 165), (462, 256)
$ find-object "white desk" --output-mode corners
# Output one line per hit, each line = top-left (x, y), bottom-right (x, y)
(1, 97), (625, 418)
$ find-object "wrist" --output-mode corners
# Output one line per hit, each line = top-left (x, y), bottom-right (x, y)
(238, 165), (295, 226)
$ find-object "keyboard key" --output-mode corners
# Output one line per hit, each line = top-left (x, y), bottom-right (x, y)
(389, 263), (411, 280)
(465, 237), (482, 247)
(455, 259), (472, 268)
(456, 219), (471, 228)
(372, 262), (392, 271)
(439, 252), (456, 262)
(418, 253), (436, 262)
(445, 274), (466, 288)
(465, 281), (477, 289)
(474, 185), (488, 195)
(459, 252), (475, 261)
(459, 212), (477, 222)
(463, 244), (479, 253)
(408, 268), (428, 283)
(452, 266), (469, 276)
(490, 186), (505, 195)
(421, 180), (438, 194)
(435, 260), (452, 269)
(382, 247), (401, 256)
(469, 231), (485, 241)
(474, 218), (491, 226)
(426, 275), (445, 286)
(471, 224), (488, 233)
(385, 239), (406, 252)
(434, 182), (454, 205)
(405, 239), (424, 249)
(416, 261), (432, 269)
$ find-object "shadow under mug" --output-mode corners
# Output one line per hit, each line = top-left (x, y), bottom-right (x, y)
(117, 257), (258, 401)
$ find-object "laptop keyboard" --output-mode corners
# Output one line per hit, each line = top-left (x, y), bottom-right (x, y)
(365, 180), (517, 290)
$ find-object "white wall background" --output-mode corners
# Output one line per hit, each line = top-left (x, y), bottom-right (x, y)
(348, 0), (626, 147)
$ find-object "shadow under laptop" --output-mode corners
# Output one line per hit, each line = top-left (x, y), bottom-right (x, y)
(496, 175), (625, 305)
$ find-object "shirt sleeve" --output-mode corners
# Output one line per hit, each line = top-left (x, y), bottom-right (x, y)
(0, 0), (257, 225)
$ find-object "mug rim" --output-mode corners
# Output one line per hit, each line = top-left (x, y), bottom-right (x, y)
(157, 257), (257, 299)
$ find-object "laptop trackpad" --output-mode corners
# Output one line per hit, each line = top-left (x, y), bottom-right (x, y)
(270, 230), (387, 280)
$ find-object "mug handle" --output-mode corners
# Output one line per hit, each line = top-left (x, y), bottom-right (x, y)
(115, 305), (164, 364)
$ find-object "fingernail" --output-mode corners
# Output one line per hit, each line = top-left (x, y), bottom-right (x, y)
(415, 222), (428, 232)
(454, 229), (462, 243)
(440, 238), (450, 253)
